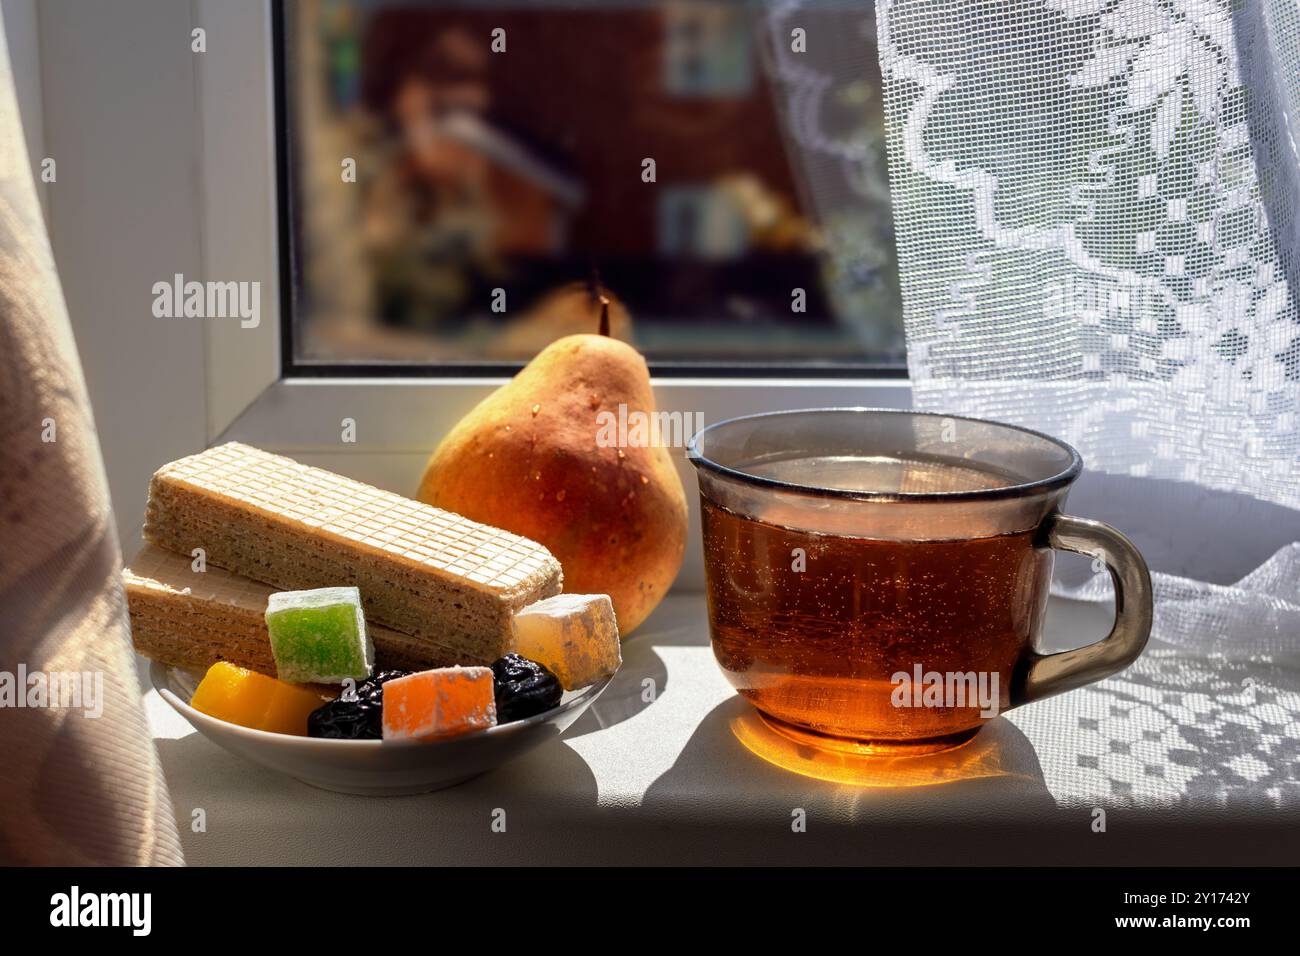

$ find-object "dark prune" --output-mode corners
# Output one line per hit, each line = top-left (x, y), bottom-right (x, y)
(308, 669), (410, 739)
(491, 654), (562, 723)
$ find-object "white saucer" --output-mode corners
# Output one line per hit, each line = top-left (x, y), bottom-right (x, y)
(153, 662), (612, 796)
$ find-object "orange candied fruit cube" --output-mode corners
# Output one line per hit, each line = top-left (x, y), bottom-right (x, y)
(381, 666), (497, 741)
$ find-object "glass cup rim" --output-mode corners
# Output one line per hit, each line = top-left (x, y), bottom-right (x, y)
(686, 407), (1084, 504)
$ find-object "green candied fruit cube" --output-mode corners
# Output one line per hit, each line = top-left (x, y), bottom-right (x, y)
(265, 587), (373, 683)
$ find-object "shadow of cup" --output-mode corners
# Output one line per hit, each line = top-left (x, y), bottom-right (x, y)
(729, 701), (1049, 791)
(643, 695), (1055, 824)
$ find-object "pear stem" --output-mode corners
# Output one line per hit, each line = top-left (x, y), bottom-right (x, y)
(598, 296), (611, 337)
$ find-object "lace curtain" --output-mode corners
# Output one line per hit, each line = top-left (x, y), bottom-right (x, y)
(767, 0), (1300, 656)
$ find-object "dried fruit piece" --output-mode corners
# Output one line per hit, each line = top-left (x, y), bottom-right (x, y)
(491, 654), (562, 723)
(307, 669), (409, 740)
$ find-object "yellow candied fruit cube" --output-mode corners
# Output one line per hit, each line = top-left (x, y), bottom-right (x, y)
(190, 662), (277, 729)
(262, 682), (333, 736)
(190, 661), (328, 736)
(510, 594), (622, 691)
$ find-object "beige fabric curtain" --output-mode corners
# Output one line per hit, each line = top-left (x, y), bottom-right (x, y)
(0, 15), (182, 865)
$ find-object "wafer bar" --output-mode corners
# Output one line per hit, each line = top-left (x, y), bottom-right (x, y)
(142, 442), (563, 662)
(124, 545), (455, 676)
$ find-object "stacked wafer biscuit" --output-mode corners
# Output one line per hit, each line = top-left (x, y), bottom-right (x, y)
(125, 442), (564, 675)
(125, 545), (458, 675)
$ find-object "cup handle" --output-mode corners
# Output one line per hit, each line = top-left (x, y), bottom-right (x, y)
(1014, 513), (1154, 706)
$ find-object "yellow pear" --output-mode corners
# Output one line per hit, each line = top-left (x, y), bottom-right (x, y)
(417, 306), (687, 635)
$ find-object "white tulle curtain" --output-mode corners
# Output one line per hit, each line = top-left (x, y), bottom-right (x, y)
(768, 0), (1300, 655)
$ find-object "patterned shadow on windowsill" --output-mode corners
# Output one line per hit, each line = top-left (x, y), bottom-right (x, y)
(1011, 646), (1300, 810)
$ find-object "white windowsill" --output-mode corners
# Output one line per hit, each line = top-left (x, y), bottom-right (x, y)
(145, 590), (1297, 866)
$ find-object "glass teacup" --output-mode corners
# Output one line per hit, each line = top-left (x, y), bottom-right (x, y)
(688, 408), (1152, 754)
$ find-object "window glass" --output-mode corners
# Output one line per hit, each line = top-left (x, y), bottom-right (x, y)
(281, 0), (902, 370)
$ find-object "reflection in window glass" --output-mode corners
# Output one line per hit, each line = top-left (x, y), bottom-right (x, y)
(284, 0), (902, 368)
